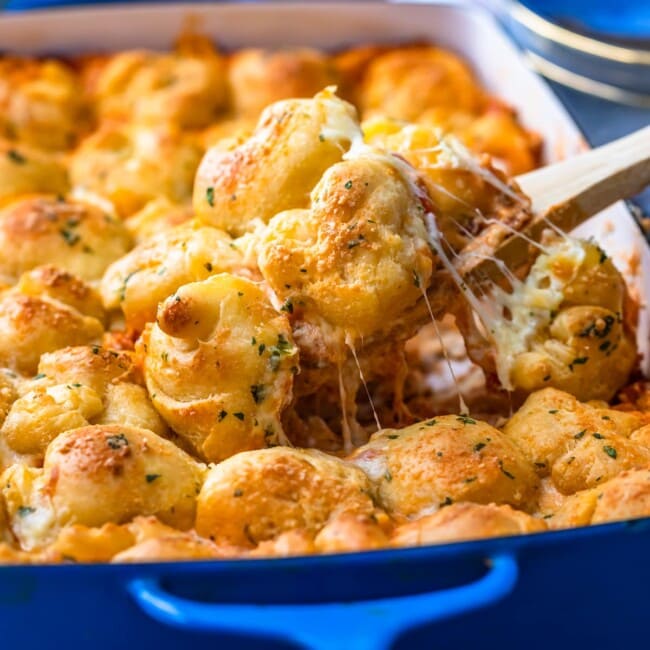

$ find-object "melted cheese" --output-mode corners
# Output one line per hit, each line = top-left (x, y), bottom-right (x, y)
(487, 238), (587, 389)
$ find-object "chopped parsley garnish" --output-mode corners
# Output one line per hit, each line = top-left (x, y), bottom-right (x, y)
(34, 373), (46, 380)
(569, 357), (589, 371)
(146, 474), (161, 483)
(579, 315), (614, 339)
(473, 442), (486, 452)
(258, 343), (266, 356)
(347, 238), (363, 249)
(574, 430), (586, 439)
(118, 270), (139, 302)
(204, 262), (213, 272)
(464, 477), (477, 484)
(106, 433), (129, 450)
(413, 271), (421, 288)
(233, 412), (245, 421)
(426, 419), (437, 426)
(17, 506), (35, 517)
(268, 334), (294, 371)
(543, 375), (551, 382)
(598, 247), (608, 264)
(206, 187), (215, 207)
(344, 180), (353, 190)
(548, 409), (559, 414)
(498, 460), (515, 480)
(387, 434), (400, 439)
(603, 445), (617, 459)
(233, 489), (244, 497)
(439, 496), (453, 507)
(457, 415), (477, 425)
(218, 410), (228, 422)
(384, 469), (392, 482)
(280, 299), (294, 314)
(593, 433), (605, 439)
(60, 228), (80, 246)
(250, 384), (266, 404)
(7, 149), (26, 164)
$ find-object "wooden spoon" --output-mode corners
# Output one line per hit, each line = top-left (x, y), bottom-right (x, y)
(466, 124), (650, 284)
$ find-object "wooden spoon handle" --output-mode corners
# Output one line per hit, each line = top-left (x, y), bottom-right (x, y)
(517, 124), (650, 225)
(460, 125), (650, 285)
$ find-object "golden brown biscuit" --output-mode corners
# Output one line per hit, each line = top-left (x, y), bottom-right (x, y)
(0, 267), (105, 374)
(0, 140), (69, 206)
(87, 37), (227, 128)
(463, 239), (637, 401)
(1, 424), (206, 549)
(101, 220), (252, 332)
(228, 48), (339, 118)
(258, 156), (433, 344)
(348, 415), (539, 517)
(0, 383), (104, 468)
(195, 446), (377, 547)
(194, 89), (357, 236)
(0, 195), (131, 283)
(70, 122), (202, 218)
(0, 57), (88, 150)
(124, 197), (193, 244)
(142, 274), (298, 462)
(0, 346), (166, 468)
(314, 512), (390, 554)
(504, 388), (650, 494)
(250, 529), (316, 558)
(0, 370), (18, 429)
(392, 502), (546, 547)
(455, 107), (542, 175)
(550, 468), (650, 529)
(46, 521), (135, 563)
(361, 118), (530, 253)
(359, 46), (486, 122)
(113, 531), (227, 562)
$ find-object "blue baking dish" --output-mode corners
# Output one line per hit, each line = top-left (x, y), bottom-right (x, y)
(2, 519), (650, 649)
(1, 2), (650, 648)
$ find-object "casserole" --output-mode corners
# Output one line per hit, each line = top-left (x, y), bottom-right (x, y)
(1, 2), (649, 649)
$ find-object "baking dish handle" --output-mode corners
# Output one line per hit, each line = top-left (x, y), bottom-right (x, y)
(127, 552), (518, 650)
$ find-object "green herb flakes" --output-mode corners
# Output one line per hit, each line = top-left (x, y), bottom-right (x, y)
(498, 460), (515, 480)
(7, 149), (26, 164)
(106, 433), (129, 450)
(250, 384), (266, 404)
(603, 445), (617, 459)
